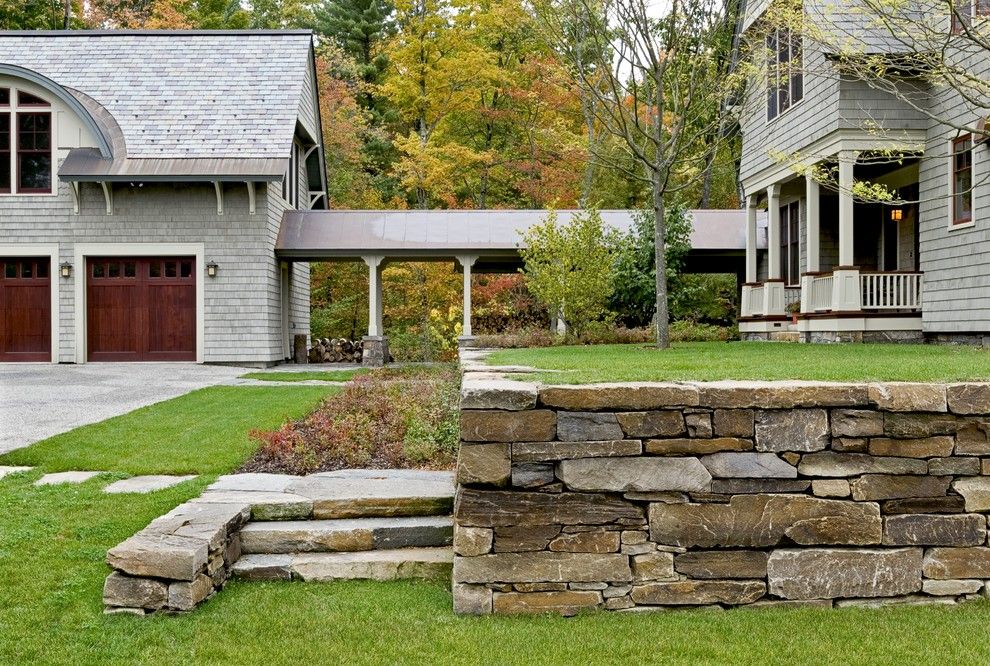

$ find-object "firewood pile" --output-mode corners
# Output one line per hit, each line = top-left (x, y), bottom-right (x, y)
(308, 337), (364, 364)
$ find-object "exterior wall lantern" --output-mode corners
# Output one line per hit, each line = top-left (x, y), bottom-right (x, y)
(890, 208), (903, 222)
(206, 261), (218, 278)
(60, 262), (72, 278)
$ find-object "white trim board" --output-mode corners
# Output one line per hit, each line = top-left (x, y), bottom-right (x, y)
(0, 243), (60, 363)
(72, 242), (206, 364)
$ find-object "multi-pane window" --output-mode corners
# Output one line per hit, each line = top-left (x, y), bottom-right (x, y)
(780, 202), (801, 285)
(952, 135), (973, 225)
(282, 141), (299, 207)
(951, 0), (990, 33)
(0, 88), (52, 195)
(767, 28), (803, 121)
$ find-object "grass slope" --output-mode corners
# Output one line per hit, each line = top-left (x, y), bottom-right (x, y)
(240, 369), (368, 383)
(0, 472), (988, 664)
(488, 342), (990, 383)
(0, 385), (337, 475)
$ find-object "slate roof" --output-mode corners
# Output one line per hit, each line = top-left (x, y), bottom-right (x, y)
(276, 209), (767, 261)
(0, 30), (314, 175)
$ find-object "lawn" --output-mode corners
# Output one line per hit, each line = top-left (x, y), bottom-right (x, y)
(0, 385), (336, 475)
(2, 381), (989, 664)
(488, 341), (990, 383)
(240, 368), (368, 383)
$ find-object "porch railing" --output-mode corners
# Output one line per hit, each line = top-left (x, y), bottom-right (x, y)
(861, 272), (923, 310)
(748, 284), (765, 316)
(784, 287), (801, 310)
(809, 274), (834, 312)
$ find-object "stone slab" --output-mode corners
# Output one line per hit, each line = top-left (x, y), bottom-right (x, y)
(206, 473), (302, 493)
(849, 474), (951, 501)
(797, 452), (927, 477)
(922, 547), (990, 579)
(538, 383), (699, 410)
(35, 471), (103, 486)
(107, 533), (209, 581)
(557, 457), (712, 493)
(103, 475), (198, 494)
(709, 479), (810, 494)
(512, 440), (642, 462)
(453, 551), (632, 583)
(882, 514), (986, 546)
(192, 491), (313, 521)
(700, 452), (797, 479)
(290, 547), (453, 582)
(460, 378), (538, 411)
(767, 548), (922, 600)
(952, 477), (990, 511)
(617, 411), (685, 438)
(674, 550), (768, 579)
(457, 443), (510, 487)
(461, 410), (556, 442)
(946, 383), (990, 415)
(285, 469), (454, 519)
(557, 412), (624, 441)
(922, 579), (984, 596)
(239, 516), (453, 554)
(103, 572), (168, 610)
(493, 590), (601, 615)
(830, 410), (885, 437)
(631, 580), (766, 606)
(649, 494), (882, 548)
(0, 465), (32, 480)
(456, 489), (644, 527)
(868, 383), (948, 412)
(755, 409), (829, 452)
(867, 437), (954, 459)
(693, 381), (869, 409)
(644, 438), (753, 455)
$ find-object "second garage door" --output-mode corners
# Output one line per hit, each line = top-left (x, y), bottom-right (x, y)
(0, 257), (51, 362)
(87, 257), (196, 362)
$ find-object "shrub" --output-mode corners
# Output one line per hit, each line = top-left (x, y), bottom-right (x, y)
(668, 320), (736, 342)
(244, 365), (459, 474)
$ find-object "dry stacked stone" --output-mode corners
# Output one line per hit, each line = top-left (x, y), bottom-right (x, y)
(453, 377), (990, 615)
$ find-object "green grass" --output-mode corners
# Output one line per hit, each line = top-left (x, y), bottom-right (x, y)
(488, 341), (990, 383)
(1, 470), (989, 664)
(0, 385), (337, 475)
(2, 379), (989, 664)
(240, 368), (368, 383)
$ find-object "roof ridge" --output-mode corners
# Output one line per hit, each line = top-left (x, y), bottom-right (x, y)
(0, 29), (314, 37)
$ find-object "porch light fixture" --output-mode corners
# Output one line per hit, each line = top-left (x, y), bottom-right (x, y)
(60, 262), (72, 278)
(206, 261), (219, 278)
(890, 208), (903, 221)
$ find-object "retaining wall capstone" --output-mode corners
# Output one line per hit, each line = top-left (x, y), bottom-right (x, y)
(453, 376), (990, 615)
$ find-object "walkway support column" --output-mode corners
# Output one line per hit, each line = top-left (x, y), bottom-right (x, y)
(763, 183), (786, 317)
(741, 194), (759, 317)
(456, 255), (478, 347)
(362, 255), (389, 366)
(832, 150), (861, 312)
(800, 174), (821, 314)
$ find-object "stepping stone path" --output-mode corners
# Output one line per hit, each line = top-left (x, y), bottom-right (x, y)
(103, 475), (198, 494)
(103, 469), (456, 613)
(0, 465), (33, 479)
(35, 471), (103, 486)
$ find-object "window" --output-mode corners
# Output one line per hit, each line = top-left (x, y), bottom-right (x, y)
(282, 141), (299, 208)
(767, 28), (803, 121)
(952, 135), (973, 225)
(779, 201), (801, 285)
(952, 0), (990, 33)
(0, 87), (52, 195)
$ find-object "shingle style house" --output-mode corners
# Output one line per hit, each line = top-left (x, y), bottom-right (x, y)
(737, 0), (990, 343)
(0, 30), (326, 364)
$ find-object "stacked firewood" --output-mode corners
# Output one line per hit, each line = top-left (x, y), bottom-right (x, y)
(308, 337), (364, 364)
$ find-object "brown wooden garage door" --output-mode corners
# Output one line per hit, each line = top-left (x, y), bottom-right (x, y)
(87, 257), (196, 362)
(0, 257), (51, 362)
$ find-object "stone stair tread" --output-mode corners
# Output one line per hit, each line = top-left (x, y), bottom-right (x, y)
(239, 516), (453, 554)
(231, 547), (453, 582)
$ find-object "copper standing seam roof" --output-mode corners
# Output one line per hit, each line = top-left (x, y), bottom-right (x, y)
(275, 209), (769, 261)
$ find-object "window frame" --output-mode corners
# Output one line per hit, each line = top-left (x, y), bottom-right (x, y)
(950, 134), (974, 228)
(0, 86), (54, 196)
(767, 27), (804, 123)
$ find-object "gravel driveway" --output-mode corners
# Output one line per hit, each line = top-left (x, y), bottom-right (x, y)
(0, 363), (247, 454)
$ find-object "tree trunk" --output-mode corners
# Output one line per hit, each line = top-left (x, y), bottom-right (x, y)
(653, 177), (670, 349)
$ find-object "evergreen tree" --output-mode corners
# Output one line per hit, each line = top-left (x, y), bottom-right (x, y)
(314, 0), (394, 84)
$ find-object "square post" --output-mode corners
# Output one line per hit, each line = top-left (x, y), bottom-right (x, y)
(456, 255), (478, 347)
(833, 150), (861, 312)
(741, 194), (758, 317)
(801, 174), (821, 313)
(764, 183), (786, 316)
(362, 255), (389, 366)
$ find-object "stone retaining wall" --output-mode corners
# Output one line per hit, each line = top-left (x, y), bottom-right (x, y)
(453, 376), (990, 614)
(103, 499), (250, 614)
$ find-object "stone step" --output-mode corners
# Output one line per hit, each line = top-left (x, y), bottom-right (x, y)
(239, 516), (453, 554)
(231, 547), (453, 582)
(198, 469), (455, 520)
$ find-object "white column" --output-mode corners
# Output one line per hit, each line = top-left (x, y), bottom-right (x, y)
(456, 255), (477, 338)
(801, 174), (820, 314)
(764, 184), (786, 316)
(767, 184), (781, 280)
(805, 174), (820, 273)
(363, 255), (384, 337)
(741, 194), (759, 317)
(833, 150), (861, 311)
(837, 150), (856, 268)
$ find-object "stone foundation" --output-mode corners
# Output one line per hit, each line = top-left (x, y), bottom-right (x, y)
(454, 376), (990, 614)
(362, 335), (390, 367)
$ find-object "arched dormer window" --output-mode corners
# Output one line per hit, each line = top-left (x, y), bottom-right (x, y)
(0, 87), (52, 195)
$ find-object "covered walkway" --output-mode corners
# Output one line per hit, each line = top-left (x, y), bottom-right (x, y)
(275, 209), (764, 363)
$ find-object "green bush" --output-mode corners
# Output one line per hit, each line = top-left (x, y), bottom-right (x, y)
(668, 320), (736, 342)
